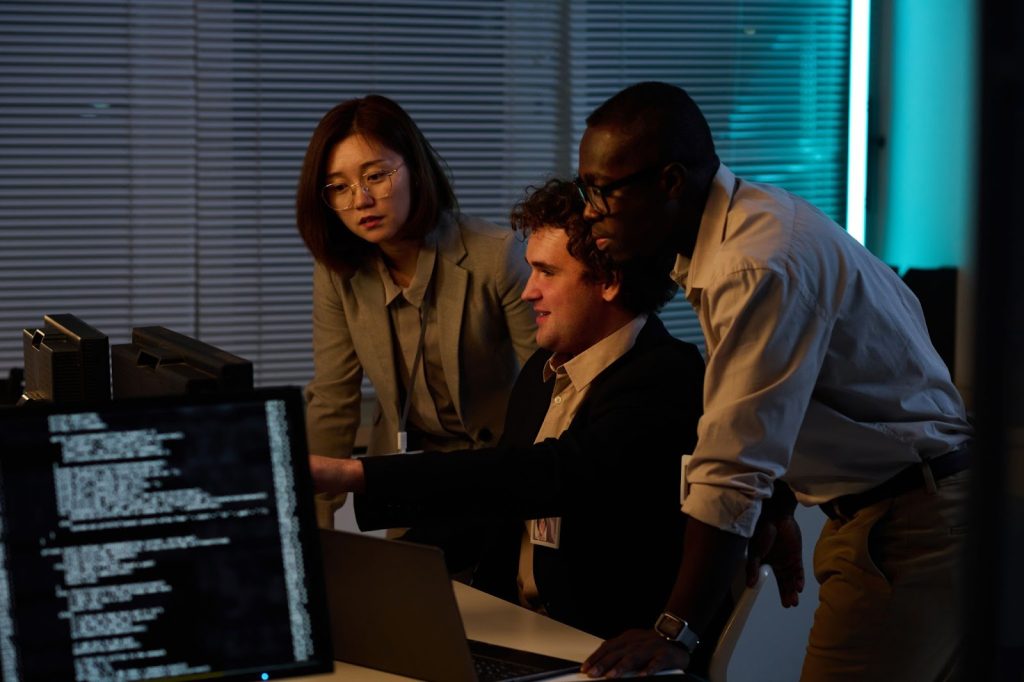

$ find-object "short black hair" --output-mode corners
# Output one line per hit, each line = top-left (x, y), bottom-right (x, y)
(587, 81), (719, 179)
(510, 178), (677, 315)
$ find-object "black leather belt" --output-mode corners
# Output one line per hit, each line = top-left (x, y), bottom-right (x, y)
(820, 443), (971, 521)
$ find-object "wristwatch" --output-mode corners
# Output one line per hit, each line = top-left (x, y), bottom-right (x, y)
(653, 611), (700, 653)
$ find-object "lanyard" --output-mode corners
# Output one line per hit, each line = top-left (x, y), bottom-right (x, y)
(396, 302), (430, 454)
(394, 252), (436, 454)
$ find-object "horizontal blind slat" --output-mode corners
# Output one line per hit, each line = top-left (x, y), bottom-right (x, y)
(0, 0), (849, 386)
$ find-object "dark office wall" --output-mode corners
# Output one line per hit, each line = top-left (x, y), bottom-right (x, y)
(902, 267), (958, 376)
(970, 1), (1024, 679)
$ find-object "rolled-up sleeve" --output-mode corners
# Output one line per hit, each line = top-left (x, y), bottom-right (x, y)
(681, 265), (831, 537)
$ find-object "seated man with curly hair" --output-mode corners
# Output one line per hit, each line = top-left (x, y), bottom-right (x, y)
(310, 179), (722, 670)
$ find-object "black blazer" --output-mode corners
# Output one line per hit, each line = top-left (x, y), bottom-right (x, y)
(355, 315), (705, 640)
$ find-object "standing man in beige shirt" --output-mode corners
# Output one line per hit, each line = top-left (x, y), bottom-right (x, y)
(576, 81), (972, 681)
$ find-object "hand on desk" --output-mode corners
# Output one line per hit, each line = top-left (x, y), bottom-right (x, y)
(581, 629), (689, 678)
(309, 455), (366, 495)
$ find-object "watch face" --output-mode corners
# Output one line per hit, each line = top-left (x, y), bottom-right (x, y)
(656, 613), (683, 639)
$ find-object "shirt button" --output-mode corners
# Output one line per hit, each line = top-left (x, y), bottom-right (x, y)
(553, 396), (563, 405)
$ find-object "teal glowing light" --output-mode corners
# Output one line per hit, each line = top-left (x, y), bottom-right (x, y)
(880, 0), (976, 270)
(846, 0), (871, 245)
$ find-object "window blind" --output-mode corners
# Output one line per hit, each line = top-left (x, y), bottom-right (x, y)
(0, 0), (562, 386)
(568, 0), (851, 352)
(0, 1), (200, 374)
(0, 0), (850, 386)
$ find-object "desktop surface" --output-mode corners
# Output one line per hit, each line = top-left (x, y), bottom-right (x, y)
(287, 582), (697, 682)
(285, 582), (599, 681)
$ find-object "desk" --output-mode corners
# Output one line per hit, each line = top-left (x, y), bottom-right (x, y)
(289, 581), (603, 681)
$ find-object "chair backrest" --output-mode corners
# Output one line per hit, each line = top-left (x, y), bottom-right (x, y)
(707, 564), (772, 682)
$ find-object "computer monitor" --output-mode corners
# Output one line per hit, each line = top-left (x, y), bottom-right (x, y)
(21, 314), (110, 404)
(111, 326), (253, 399)
(0, 387), (333, 681)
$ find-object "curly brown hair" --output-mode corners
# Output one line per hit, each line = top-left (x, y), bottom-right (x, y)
(510, 178), (613, 284)
(510, 179), (677, 315)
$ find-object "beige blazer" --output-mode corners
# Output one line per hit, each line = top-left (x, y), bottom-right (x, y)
(305, 214), (537, 524)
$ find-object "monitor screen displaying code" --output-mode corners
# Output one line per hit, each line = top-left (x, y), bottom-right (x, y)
(0, 389), (331, 682)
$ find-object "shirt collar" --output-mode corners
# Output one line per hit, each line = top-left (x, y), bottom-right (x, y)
(376, 231), (439, 308)
(542, 314), (648, 389)
(671, 163), (738, 293)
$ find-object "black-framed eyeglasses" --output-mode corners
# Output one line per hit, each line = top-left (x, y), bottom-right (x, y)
(321, 164), (404, 211)
(573, 164), (665, 216)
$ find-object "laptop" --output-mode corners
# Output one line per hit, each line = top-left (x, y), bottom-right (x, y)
(319, 528), (583, 682)
(0, 387), (333, 681)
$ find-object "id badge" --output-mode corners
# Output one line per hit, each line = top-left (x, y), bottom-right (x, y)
(529, 517), (561, 549)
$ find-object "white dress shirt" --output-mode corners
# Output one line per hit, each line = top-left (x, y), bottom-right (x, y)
(676, 164), (972, 538)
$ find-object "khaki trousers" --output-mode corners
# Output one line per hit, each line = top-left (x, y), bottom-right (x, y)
(801, 470), (968, 681)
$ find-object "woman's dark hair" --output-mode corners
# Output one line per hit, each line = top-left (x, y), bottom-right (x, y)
(510, 179), (677, 315)
(296, 95), (457, 275)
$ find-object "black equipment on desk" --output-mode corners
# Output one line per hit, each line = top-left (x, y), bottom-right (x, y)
(21, 313), (110, 404)
(111, 326), (253, 399)
(0, 387), (332, 681)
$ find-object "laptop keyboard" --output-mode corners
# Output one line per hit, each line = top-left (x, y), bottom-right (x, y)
(467, 639), (580, 681)
(472, 653), (545, 682)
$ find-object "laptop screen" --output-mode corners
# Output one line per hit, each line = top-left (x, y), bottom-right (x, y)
(0, 387), (333, 681)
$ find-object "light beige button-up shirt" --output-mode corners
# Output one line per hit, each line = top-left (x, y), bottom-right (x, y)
(676, 164), (972, 538)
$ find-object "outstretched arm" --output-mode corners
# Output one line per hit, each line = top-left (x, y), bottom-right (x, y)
(309, 454), (366, 495)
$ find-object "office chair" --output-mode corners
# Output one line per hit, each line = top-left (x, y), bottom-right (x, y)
(706, 564), (772, 682)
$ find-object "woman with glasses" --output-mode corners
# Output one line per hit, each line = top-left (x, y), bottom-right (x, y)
(295, 95), (537, 537)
